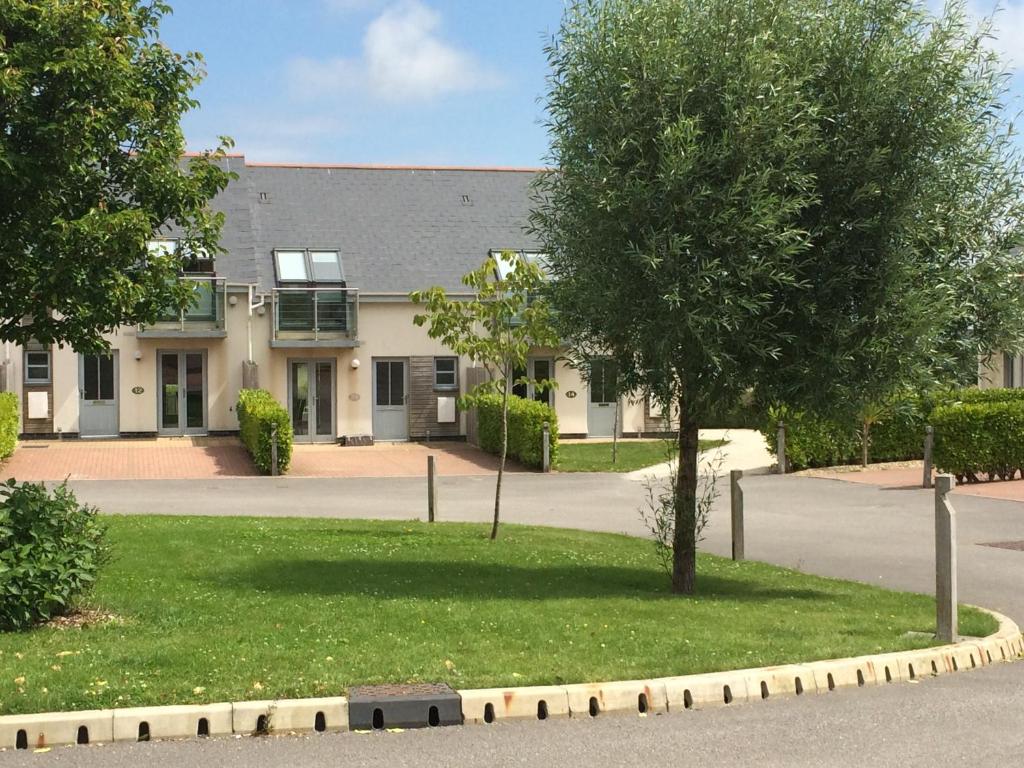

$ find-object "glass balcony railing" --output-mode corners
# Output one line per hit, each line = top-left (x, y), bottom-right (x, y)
(272, 288), (359, 342)
(142, 277), (227, 334)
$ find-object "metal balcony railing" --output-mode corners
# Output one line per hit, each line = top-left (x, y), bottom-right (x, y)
(145, 276), (227, 333)
(273, 288), (359, 342)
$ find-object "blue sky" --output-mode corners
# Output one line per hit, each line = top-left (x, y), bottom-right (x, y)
(160, 0), (1024, 167)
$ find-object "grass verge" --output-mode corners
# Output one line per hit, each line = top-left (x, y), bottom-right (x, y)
(0, 516), (996, 715)
(556, 439), (726, 472)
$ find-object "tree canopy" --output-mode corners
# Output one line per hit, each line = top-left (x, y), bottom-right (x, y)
(533, 0), (1024, 592)
(0, 0), (232, 351)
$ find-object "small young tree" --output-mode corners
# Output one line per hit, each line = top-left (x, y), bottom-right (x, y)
(534, 0), (1024, 594)
(0, 0), (232, 351)
(411, 253), (559, 539)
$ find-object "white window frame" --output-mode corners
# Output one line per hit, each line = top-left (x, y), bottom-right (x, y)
(24, 349), (51, 385)
(433, 357), (459, 391)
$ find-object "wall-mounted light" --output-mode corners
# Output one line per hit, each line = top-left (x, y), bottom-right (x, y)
(133, 350), (143, 361)
(351, 358), (361, 370)
(228, 295), (239, 307)
(256, 305), (267, 316)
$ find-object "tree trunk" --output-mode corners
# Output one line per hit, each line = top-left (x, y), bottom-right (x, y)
(491, 375), (510, 540)
(861, 421), (870, 468)
(671, 396), (699, 595)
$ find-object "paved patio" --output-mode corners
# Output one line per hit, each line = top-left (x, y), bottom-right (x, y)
(804, 463), (1024, 503)
(0, 438), (522, 481)
(0, 437), (257, 481)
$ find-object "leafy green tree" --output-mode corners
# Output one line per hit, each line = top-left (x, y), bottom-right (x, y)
(0, 0), (232, 351)
(412, 253), (559, 539)
(534, 0), (1024, 593)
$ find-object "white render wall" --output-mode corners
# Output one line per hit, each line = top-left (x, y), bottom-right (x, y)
(6, 296), (651, 439)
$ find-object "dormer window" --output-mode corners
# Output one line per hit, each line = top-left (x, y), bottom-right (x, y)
(147, 239), (215, 274)
(489, 249), (549, 280)
(274, 249), (344, 284)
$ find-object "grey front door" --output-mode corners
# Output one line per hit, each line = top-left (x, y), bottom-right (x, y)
(587, 358), (620, 437)
(290, 360), (335, 443)
(78, 353), (118, 438)
(158, 350), (207, 435)
(373, 359), (409, 440)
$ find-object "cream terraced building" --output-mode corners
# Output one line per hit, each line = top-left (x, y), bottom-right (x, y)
(0, 156), (666, 444)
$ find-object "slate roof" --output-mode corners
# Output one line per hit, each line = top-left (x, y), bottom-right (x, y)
(203, 156), (545, 294)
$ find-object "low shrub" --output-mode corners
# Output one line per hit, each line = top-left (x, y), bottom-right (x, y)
(0, 480), (109, 631)
(237, 389), (293, 474)
(0, 393), (16, 460)
(932, 400), (1024, 483)
(476, 393), (558, 469)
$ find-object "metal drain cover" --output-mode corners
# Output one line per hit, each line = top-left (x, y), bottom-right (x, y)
(348, 683), (462, 730)
(979, 541), (1024, 551)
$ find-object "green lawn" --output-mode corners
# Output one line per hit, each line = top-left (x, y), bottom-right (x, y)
(0, 516), (995, 715)
(556, 439), (727, 472)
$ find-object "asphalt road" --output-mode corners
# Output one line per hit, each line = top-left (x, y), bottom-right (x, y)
(12, 472), (1023, 766)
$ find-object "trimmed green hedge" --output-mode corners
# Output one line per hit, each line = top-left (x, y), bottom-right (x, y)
(237, 389), (293, 475)
(762, 388), (1024, 471)
(0, 393), (17, 461)
(477, 394), (558, 469)
(933, 399), (1024, 483)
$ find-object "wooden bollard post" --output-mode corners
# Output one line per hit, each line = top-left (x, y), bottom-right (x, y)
(923, 426), (934, 489)
(542, 421), (551, 473)
(776, 421), (787, 474)
(427, 455), (437, 523)
(935, 474), (958, 643)
(270, 424), (279, 477)
(730, 469), (744, 561)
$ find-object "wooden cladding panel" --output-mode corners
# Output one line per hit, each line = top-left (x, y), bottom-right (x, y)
(408, 356), (461, 439)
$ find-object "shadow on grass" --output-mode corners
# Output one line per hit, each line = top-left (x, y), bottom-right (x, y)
(208, 558), (828, 603)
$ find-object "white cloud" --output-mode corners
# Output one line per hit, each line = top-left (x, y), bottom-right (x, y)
(290, 0), (502, 103)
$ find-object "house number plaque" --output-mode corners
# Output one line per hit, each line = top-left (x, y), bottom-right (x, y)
(565, 391), (577, 399)
(131, 386), (144, 395)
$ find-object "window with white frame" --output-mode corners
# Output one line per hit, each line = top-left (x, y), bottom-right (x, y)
(274, 249), (344, 284)
(490, 250), (549, 279)
(434, 357), (458, 390)
(24, 349), (51, 384)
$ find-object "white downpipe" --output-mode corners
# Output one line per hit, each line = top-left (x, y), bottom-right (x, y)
(247, 286), (266, 363)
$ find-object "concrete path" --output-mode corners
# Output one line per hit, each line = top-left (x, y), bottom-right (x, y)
(627, 428), (775, 482)
(23, 472), (1024, 766)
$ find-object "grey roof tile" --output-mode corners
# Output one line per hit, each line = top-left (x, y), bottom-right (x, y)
(209, 160), (543, 293)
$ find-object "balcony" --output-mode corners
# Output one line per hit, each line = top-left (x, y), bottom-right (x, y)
(138, 277), (228, 338)
(271, 288), (360, 348)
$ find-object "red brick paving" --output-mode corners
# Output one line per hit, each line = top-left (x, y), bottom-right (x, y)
(0, 439), (520, 481)
(812, 465), (1024, 503)
(0, 438), (257, 481)
(288, 442), (522, 478)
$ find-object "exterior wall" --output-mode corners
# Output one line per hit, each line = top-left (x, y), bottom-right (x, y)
(979, 353), (1024, 390)
(6, 295), (658, 442)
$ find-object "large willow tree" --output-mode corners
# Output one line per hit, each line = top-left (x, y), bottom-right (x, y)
(533, 0), (1024, 594)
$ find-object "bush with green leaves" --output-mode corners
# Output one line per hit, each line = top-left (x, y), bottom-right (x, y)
(0, 393), (16, 460)
(476, 394), (558, 470)
(237, 389), (293, 474)
(0, 480), (109, 631)
(933, 400), (1024, 483)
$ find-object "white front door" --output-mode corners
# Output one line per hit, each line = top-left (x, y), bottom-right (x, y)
(78, 353), (118, 438)
(373, 359), (408, 440)
(289, 360), (335, 444)
(587, 358), (620, 437)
